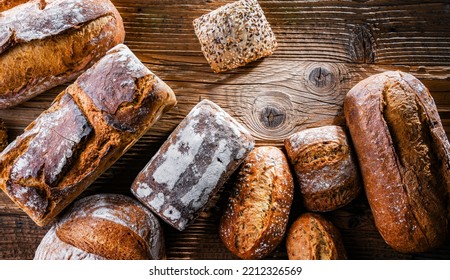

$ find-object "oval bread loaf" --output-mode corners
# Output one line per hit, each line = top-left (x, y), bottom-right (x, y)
(219, 146), (294, 259)
(34, 194), (165, 260)
(0, 0), (124, 108)
(344, 71), (450, 253)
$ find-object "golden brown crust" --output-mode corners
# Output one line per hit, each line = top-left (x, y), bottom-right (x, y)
(0, 44), (177, 226)
(344, 71), (449, 253)
(0, 0), (124, 108)
(284, 125), (360, 212)
(286, 213), (347, 260)
(219, 146), (294, 259)
(0, 0), (28, 12)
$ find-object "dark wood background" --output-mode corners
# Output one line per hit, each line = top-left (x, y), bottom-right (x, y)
(1, 0), (450, 260)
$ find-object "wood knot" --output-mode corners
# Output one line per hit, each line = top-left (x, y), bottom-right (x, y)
(304, 63), (339, 94)
(259, 106), (286, 128)
(349, 24), (375, 63)
(308, 67), (334, 88)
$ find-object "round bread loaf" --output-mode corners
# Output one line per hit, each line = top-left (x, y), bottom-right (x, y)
(34, 194), (165, 260)
(286, 212), (347, 260)
(284, 125), (360, 212)
(219, 146), (294, 259)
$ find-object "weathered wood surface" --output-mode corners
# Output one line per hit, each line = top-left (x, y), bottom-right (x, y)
(1, 0), (450, 259)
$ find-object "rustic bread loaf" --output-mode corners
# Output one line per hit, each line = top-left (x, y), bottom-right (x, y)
(131, 99), (255, 231)
(0, 119), (7, 152)
(286, 212), (347, 260)
(34, 194), (165, 260)
(0, 44), (177, 226)
(193, 0), (277, 73)
(0, 0), (124, 108)
(219, 146), (294, 259)
(0, 0), (28, 12)
(344, 71), (449, 253)
(284, 125), (360, 212)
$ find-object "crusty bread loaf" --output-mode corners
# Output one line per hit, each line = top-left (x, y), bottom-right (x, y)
(219, 146), (294, 259)
(286, 213), (347, 260)
(34, 194), (165, 260)
(0, 0), (28, 12)
(193, 0), (277, 73)
(344, 71), (449, 253)
(131, 99), (255, 231)
(284, 125), (360, 212)
(0, 44), (177, 226)
(0, 0), (124, 108)
(0, 119), (7, 152)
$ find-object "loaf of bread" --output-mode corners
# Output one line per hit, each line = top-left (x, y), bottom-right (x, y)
(284, 125), (360, 212)
(0, 0), (28, 12)
(0, 119), (7, 152)
(0, 0), (124, 108)
(344, 71), (449, 253)
(286, 213), (347, 260)
(193, 0), (277, 73)
(131, 99), (255, 231)
(34, 194), (165, 260)
(219, 146), (294, 259)
(0, 44), (177, 226)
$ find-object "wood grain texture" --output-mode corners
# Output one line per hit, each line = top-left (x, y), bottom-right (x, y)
(0, 0), (450, 259)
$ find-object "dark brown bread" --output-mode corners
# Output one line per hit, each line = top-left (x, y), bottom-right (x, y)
(34, 194), (165, 260)
(344, 71), (449, 253)
(0, 44), (177, 226)
(131, 99), (255, 231)
(0, 119), (7, 152)
(0, 0), (124, 108)
(0, 0), (28, 12)
(286, 213), (347, 260)
(219, 146), (294, 259)
(284, 125), (360, 212)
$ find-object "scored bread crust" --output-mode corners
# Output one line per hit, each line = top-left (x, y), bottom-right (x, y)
(0, 44), (177, 227)
(34, 194), (165, 260)
(344, 71), (449, 253)
(219, 146), (294, 260)
(0, 0), (125, 108)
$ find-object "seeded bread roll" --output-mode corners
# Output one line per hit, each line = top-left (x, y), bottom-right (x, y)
(286, 213), (347, 260)
(193, 0), (277, 73)
(220, 146), (294, 259)
(34, 194), (165, 260)
(132, 99), (255, 231)
(0, 0), (29, 12)
(0, 119), (7, 152)
(0, 0), (124, 108)
(0, 44), (177, 226)
(344, 71), (449, 253)
(284, 125), (360, 212)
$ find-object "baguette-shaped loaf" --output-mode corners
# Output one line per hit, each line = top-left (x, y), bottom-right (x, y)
(132, 99), (255, 231)
(0, 0), (28, 12)
(34, 194), (165, 260)
(220, 146), (294, 259)
(0, 44), (177, 226)
(344, 71), (449, 253)
(0, 0), (124, 108)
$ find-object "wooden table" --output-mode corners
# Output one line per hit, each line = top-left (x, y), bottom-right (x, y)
(1, 0), (450, 260)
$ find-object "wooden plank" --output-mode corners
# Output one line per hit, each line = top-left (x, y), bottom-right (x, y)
(1, 0), (450, 260)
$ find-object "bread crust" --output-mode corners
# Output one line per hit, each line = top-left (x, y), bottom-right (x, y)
(0, 0), (29, 12)
(219, 146), (294, 259)
(344, 71), (449, 253)
(0, 0), (125, 108)
(0, 44), (177, 226)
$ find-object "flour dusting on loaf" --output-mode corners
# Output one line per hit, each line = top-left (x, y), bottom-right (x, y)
(132, 99), (255, 231)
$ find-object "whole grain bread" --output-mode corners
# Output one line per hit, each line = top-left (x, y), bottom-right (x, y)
(0, 0), (124, 108)
(0, 44), (177, 226)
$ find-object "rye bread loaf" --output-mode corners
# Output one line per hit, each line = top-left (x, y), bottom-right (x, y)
(344, 71), (450, 253)
(0, 44), (177, 226)
(219, 146), (294, 259)
(284, 125), (360, 212)
(0, 0), (124, 108)
(34, 194), (165, 260)
(131, 99), (255, 231)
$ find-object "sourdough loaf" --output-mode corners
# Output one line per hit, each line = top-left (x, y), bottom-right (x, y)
(131, 99), (255, 231)
(284, 125), (360, 212)
(344, 71), (449, 253)
(34, 194), (165, 260)
(0, 0), (124, 108)
(0, 44), (177, 226)
(220, 146), (294, 259)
